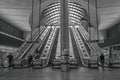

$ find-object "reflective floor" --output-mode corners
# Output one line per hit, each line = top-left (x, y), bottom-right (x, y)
(0, 67), (120, 80)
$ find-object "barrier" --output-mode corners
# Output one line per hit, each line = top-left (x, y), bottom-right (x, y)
(32, 59), (42, 69)
(88, 59), (99, 68)
(21, 59), (30, 68)
(69, 59), (78, 68)
(61, 62), (70, 71)
(1, 59), (9, 68)
(108, 59), (120, 67)
(13, 60), (22, 68)
(52, 59), (61, 69)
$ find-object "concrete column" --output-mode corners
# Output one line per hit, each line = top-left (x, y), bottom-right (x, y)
(60, 0), (69, 55)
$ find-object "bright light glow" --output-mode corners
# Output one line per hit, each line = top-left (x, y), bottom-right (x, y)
(75, 25), (79, 28)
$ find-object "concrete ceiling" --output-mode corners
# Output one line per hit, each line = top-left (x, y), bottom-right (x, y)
(0, 0), (120, 31)
(0, 0), (32, 31)
(97, 0), (120, 30)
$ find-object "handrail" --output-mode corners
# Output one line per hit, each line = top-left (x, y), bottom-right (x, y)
(69, 30), (75, 59)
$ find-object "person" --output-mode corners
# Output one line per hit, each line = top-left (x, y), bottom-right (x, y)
(28, 54), (33, 66)
(34, 49), (40, 59)
(99, 53), (105, 71)
(7, 53), (13, 67)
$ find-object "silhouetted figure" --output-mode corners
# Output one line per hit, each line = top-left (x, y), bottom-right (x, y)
(28, 54), (33, 66)
(34, 49), (40, 59)
(7, 53), (13, 67)
(99, 54), (105, 71)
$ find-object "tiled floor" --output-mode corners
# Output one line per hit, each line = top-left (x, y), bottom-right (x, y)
(0, 67), (120, 80)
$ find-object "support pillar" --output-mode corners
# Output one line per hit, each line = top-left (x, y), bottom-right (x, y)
(60, 0), (69, 56)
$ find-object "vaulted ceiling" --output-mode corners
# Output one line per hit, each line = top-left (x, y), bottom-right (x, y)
(0, 0), (120, 31)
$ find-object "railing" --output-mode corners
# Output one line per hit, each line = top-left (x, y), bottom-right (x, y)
(69, 30), (75, 60)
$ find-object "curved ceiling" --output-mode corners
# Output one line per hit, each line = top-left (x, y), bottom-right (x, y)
(40, 1), (88, 26)
(30, 0), (99, 29)
(0, 0), (120, 31)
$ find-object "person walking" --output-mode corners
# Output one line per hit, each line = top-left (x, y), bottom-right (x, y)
(7, 53), (13, 67)
(28, 54), (33, 66)
(99, 53), (105, 72)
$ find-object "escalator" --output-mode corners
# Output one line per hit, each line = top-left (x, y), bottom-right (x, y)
(70, 28), (82, 66)
(1, 28), (45, 68)
(12, 27), (51, 68)
(69, 28), (78, 68)
(39, 27), (58, 67)
(78, 26), (100, 68)
(15, 27), (45, 59)
(71, 27), (90, 67)
(52, 29), (61, 69)
(20, 27), (51, 59)
(36, 28), (52, 59)
(76, 28), (91, 55)
(48, 28), (59, 66)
